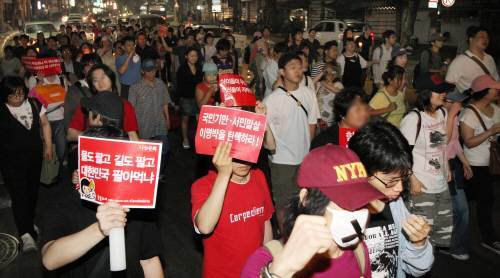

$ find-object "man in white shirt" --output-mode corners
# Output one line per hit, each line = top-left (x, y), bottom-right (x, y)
(372, 30), (397, 90)
(263, 52), (318, 223)
(262, 42), (287, 97)
(446, 26), (499, 93)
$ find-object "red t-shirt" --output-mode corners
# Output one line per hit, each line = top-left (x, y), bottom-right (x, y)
(196, 82), (215, 106)
(191, 169), (274, 278)
(69, 99), (138, 132)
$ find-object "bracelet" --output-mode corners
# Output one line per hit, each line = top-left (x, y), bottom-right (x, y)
(260, 261), (283, 278)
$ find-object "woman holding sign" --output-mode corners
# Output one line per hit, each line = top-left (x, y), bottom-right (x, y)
(0, 76), (53, 251)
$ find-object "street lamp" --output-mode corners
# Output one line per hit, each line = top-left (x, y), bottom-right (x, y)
(173, 0), (180, 25)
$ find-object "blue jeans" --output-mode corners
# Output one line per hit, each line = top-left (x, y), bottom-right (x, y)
(49, 120), (66, 163)
(449, 158), (470, 255)
(151, 135), (169, 175)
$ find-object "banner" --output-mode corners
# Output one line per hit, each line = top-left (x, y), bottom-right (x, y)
(78, 137), (162, 208)
(28, 84), (66, 108)
(195, 106), (266, 163)
(339, 128), (357, 148)
(21, 56), (62, 76)
(219, 74), (256, 107)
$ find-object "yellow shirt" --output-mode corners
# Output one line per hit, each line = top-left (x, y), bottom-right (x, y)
(369, 88), (406, 127)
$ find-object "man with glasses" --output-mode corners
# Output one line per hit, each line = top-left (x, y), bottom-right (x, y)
(349, 120), (434, 278)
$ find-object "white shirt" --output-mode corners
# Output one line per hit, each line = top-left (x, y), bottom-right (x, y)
(300, 76), (321, 120)
(262, 59), (279, 98)
(446, 50), (499, 93)
(372, 45), (393, 84)
(400, 110), (448, 193)
(459, 104), (500, 166)
(264, 86), (318, 165)
(336, 53), (368, 76)
(6, 100), (46, 129)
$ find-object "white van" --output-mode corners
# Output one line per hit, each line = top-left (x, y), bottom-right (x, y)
(309, 19), (364, 45)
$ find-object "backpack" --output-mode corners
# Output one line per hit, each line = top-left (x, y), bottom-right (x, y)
(412, 49), (431, 88)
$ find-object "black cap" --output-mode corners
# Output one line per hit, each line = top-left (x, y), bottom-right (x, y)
(80, 91), (123, 123)
(415, 73), (455, 93)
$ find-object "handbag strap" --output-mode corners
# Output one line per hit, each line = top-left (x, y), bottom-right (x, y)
(279, 86), (309, 117)
(464, 53), (491, 75)
(465, 105), (488, 132)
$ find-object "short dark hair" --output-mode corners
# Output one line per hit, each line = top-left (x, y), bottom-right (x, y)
(273, 42), (288, 55)
(81, 53), (103, 67)
(136, 31), (147, 39)
(382, 30), (396, 41)
(0, 76), (28, 103)
(333, 87), (367, 122)
(349, 120), (413, 177)
(382, 65), (405, 86)
(122, 36), (135, 44)
(414, 89), (434, 112)
(278, 52), (302, 69)
(215, 38), (231, 52)
(282, 188), (330, 242)
(344, 37), (355, 44)
(3, 45), (14, 53)
(82, 125), (127, 140)
(324, 40), (338, 51)
(184, 46), (199, 57)
(261, 26), (271, 33)
(204, 32), (214, 43)
(20, 34), (30, 41)
(293, 29), (303, 36)
(86, 64), (118, 95)
(466, 26), (488, 44)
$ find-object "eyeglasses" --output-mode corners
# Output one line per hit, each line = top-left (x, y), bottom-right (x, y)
(371, 171), (413, 188)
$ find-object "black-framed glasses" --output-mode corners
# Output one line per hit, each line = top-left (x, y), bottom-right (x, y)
(372, 171), (413, 188)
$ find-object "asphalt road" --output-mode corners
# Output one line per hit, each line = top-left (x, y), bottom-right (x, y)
(0, 129), (499, 278)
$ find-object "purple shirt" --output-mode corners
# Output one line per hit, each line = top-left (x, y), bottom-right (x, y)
(240, 244), (371, 278)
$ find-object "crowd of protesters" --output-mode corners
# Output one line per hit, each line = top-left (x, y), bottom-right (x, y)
(0, 17), (498, 278)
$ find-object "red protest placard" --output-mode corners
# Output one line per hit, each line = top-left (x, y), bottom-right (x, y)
(219, 74), (257, 107)
(339, 128), (357, 148)
(21, 56), (62, 76)
(78, 137), (162, 208)
(195, 105), (266, 163)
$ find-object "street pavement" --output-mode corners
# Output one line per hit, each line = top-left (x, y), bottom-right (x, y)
(0, 129), (499, 278)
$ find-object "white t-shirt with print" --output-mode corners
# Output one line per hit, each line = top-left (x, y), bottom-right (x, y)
(400, 110), (448, 194)
(446, 50), (499, 93)
(264, 86), (319, 165)
(6, 100), (46, 129)
(459, 104), (500, 166)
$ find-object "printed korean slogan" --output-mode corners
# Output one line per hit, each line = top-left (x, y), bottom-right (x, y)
(219, 74), (257, 107)
(78, 137), (162, 208)
(339, 127), (357, 148)
(195, 105), (266, 163)
(21, 56), (62, 76)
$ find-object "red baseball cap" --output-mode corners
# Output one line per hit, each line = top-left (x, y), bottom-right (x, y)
(297, 144), (385, 211)
(471, 74), (500, 93)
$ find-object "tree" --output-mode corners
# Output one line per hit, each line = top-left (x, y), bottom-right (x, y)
(398, 0), (421, 47)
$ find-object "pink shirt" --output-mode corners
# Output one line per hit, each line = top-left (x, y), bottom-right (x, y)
(241, 244), (371, 278)
(446, 117), (463, 160)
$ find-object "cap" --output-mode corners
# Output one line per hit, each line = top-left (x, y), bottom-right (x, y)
(415, 73), (455, 93)
(296, 144), (385, 211)
(471, 74), (500, 93)
(446, 88), (468, 102)
(430, 33), (445, 42)
(391, 47), (409, 59)
(202, 63), (218, 75)
(141, 59), (158, 71)
(80, 91), (123, 122)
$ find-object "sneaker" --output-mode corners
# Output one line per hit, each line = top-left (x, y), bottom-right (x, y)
(451, 253), (470, 260)
(20, 233), (37, 252)
(481, 241), (500, 255)
(182, 140), (191, 150)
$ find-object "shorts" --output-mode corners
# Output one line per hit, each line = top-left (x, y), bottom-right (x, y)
(269, 161), (299, 210)
(406, 189), (453, 247)
(180, 98), (199, 117)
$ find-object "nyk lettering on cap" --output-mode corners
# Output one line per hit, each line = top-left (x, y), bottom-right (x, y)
(333, 162), (367, 182)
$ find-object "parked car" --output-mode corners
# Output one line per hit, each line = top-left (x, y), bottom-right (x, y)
(139, 14), (166, 29)
(23, 21), (57, 41)
(308, 19), (364, 45)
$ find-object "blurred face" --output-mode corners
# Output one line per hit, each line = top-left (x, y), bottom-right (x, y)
(186, 36), (195, 46)
(137, 35), (146, 47)
(82, 45), (91, 55)
(218, 49), (229, 58)
(205, 73), (217, 85)
(389, 76), (403, 89)
(430, 91), (446, 108)
(280, 58), (303, 84)
(48, 39), (57, 49)
(470, 31), (489, 51)
(345, 30), (354, 39)
(91, 69), (112, 92)
(20, 38), (29, 46)
(102, 39), (112, 49)
(309, 30), (316, 40)
(6, 87), (25, 107)
(62, 48), (72, 59)
(326, 46), (338, 60)
(345, 41), (356, 53)
(395, 54), (408, 67)
(37, 33), (45, 42)
(387, 34), (397, 46)
(433, 39), (444, 49)
(144, 69), (157, 80)
(299, 55), (309, 72)
(294, 32), (303, 42)
(263, 29), (271, 38)
(124, 41), (135, 53)
(343, 97), (369, 129)
(26, 49), (37, 57)
(207, 36), (214, 45)
(484, 88), (499, 102)
(232, 161), (252, 178)
(369, 171), (406, 201)
(186, 50), (199, 65)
